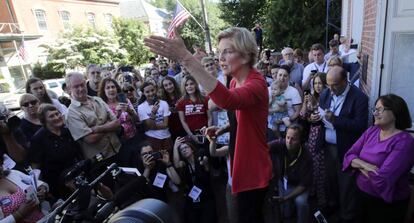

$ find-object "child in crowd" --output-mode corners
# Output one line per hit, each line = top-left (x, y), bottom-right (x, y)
(268, 80), (291, 130)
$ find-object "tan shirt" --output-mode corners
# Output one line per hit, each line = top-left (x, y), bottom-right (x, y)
(65, 96), (120, 160)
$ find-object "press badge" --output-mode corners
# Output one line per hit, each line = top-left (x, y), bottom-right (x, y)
(0, 198), (12, 206)
(153, 173), (167, 188)
(2, 154), (16, 170)
(189, 186), (202, 201)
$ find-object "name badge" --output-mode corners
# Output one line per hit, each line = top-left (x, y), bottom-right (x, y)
(2, 154), (16, 170)
(0, 198), (12, 206)
(153, 173), (167, 188)
(188, 186), (202, 201)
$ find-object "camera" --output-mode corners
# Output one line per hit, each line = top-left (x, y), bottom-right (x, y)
(304, 89), (311, 95)
(150, 151), (163, 160)
(0, 114), (21, 132)
(310, 70), (318, 76)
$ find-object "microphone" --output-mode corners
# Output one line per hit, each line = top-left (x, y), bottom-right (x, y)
(64, 153), (105, 182)
(94, 177), (146, 222)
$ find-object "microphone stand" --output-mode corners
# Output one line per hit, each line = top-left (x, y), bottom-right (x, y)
(39, 163), (119, 223)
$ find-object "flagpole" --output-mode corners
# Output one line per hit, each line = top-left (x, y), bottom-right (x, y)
(176, 0), (204, 31)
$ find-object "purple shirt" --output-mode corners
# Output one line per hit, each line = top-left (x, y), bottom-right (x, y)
(343, 126), (414, 203)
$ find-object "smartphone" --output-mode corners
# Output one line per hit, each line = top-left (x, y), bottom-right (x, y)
(151, 151), (162, 160)
(304, 89), (311, 95)
(117, 93), (128, 103)
(314, 210), (328, 223)
(196, 135), (205, 144)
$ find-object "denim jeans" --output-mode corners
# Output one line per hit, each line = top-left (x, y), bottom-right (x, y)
(279, 181), (309, 223)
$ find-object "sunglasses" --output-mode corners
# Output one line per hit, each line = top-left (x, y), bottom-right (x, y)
(204, 63), (214, 68)
(124, 89), (134, 93)
(21, 100), (38, 107)
(91, 71), (101, 75)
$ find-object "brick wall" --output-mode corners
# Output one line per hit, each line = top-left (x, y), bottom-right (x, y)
(359, 0), (377, 96)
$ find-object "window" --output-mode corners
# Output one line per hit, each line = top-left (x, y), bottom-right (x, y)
(60, 11), (71, 31)
(104, 13), (113, 30)
(87, 12), (96, 29)
(34, 9), (47, 31)
(48, 82), (58, 88)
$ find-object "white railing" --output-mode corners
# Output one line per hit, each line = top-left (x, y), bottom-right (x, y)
(0, 23), (22, 34)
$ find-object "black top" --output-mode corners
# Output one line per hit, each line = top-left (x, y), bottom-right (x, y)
(179, 159), (212, 202)
(138, 161), (170, 202)
(19, 118), (41, 142)
(87, 81), (98, 97)
(268, 139), (312, 187)
(29, 127), (83, 198)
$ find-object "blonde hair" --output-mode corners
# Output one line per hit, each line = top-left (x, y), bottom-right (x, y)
(217, 27), (258, 67)
(327, 56), (343, 67)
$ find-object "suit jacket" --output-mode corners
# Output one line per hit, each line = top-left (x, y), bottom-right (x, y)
(319, 85), (369, 162)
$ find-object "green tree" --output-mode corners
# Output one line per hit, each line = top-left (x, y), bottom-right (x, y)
(150, 0), (229, 52)
(218, 0), (268, 29)
(267, 0), (341, 50)
(32, 62), (65, 79)
(41, 26), (128, 69)
(112, 18), (152, 66)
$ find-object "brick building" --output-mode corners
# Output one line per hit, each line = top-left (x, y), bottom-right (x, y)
(0, 0), (120, 91)
(342, 0), (414, 126)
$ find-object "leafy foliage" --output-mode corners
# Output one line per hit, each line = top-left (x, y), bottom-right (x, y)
(150, 0), (229, 52)
(41, 19), (152, 70)
(219, 0), (341, 51)
(218, 0), (268, 29)
(32, 62), (65, 79)
(112, 18), (152, 66)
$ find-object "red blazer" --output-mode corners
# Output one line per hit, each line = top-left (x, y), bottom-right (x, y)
(209, 69), (272, 193)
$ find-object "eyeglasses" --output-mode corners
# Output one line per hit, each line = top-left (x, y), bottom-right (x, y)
(372, 107), (390, 114)
(218, 48), (236, 58)
(204, 63), (214, 68)
(21, 100), (38, 107)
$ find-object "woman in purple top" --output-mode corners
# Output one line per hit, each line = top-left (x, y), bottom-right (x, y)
(343, 94), (414, 223)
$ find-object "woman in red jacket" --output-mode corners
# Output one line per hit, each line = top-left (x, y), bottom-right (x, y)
(145, 27), (272, 223)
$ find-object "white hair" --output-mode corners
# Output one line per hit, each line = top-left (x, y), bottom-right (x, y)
(281, 47), (294, 55)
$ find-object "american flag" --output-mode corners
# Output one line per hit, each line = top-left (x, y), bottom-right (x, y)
(167, 2), (190, 38)
(19, 39), (28, 62)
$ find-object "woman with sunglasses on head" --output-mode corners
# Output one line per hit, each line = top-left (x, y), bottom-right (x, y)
(18, 94), (42, 142)
(122, 83), (140, 113)
(25, 77), (67, 116)
(28, 104), (83, 199)
(145, 27), (272, 223)
(160, 77), (185, 140)
(343, 94), (414, 223)
(176, 76), (211, 144)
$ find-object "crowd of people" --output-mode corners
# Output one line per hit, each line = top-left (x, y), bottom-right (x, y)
(0, 26), (413, 223)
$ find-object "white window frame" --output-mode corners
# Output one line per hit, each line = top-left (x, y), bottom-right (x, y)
(59, 10), (71, 31)
(87, 12), (96, 29)
(34, 9), (48, 31)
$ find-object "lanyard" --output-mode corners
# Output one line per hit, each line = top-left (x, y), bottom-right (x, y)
(284, 146), (302, 176)
(314, 62), (326, 73)
(330, 95), (345, 114)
